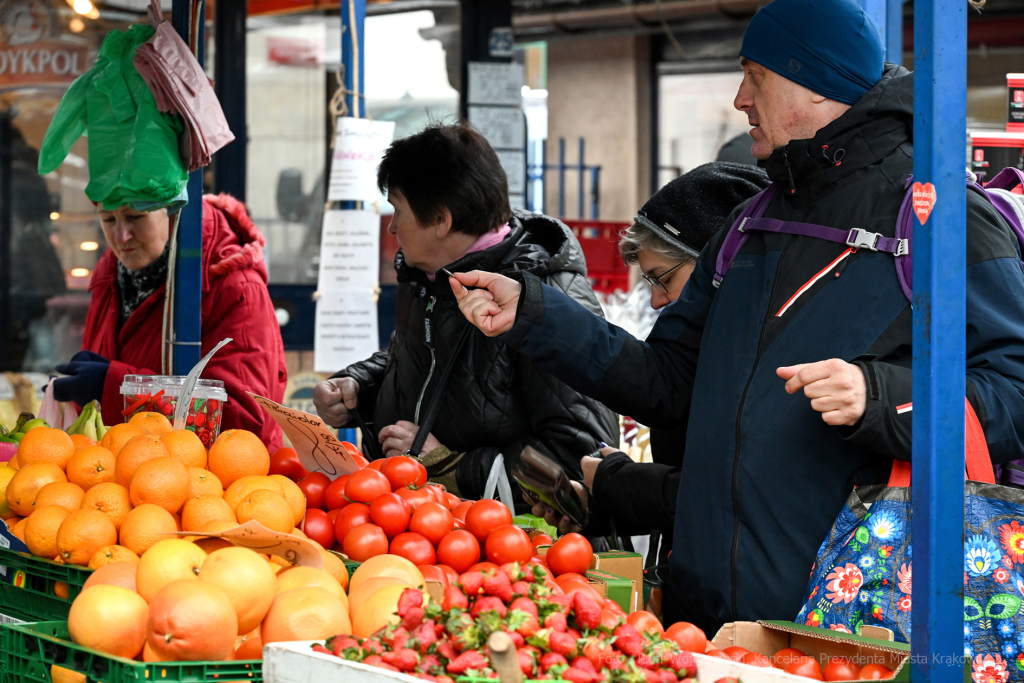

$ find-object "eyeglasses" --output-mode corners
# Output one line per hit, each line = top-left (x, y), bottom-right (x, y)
(641, 261), (686, 293)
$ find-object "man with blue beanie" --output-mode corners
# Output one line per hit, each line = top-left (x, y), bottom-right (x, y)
(449, 0), (1024, 636)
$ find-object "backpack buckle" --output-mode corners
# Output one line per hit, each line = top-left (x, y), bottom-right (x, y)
(737, 217), (751, 233)
(846, 228), (881, 252)
(895, 239), (909, 257)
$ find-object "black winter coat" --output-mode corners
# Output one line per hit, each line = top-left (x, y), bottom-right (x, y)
(334, 211), (619, 507)
(499, 64), (1024, 635)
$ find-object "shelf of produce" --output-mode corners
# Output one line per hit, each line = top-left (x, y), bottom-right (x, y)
(1, 621), (262, 683)
(0, 550), (91, 622)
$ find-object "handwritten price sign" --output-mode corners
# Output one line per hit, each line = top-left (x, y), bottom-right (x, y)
(173, 520), (323, 569)
(248, 393), (367, 479)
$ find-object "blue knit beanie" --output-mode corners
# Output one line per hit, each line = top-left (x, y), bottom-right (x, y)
(739, 0), (884, 106)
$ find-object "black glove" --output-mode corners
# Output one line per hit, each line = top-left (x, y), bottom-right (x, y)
(53, 351), (110, 406)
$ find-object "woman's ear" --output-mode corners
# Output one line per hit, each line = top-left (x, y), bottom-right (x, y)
(434, 207), (454, 239)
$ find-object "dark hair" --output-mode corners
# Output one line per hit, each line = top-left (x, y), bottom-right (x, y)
(377, 124), (512, 237)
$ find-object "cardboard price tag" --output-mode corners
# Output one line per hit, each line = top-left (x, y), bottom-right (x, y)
(176, 520), (323, 569)
(248, 393), (366, 479)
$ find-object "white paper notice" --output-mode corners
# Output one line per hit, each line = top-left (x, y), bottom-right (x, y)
(327, 117), (396, 201)
(314, 289), (379, 374)
(469, 106), (525, 150)
(318, 210), (380, 289)
(467, 62), (524, 106)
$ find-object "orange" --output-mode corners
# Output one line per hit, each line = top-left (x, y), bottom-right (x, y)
(56, 509), (118, 565)
(66, 446), (116, 491)
(7, 453), (17, 469)
(100, 423), (148, 457)
(88, 545), (140, 569)
(268, 474), (305, 526)
(119, 504), (178, 556)
(84, 561), (138, 591)
(115, 434), (170, 487)
(6, 461), (67, 516)
(352, 585), (426, 639)
(69, 434), (97, 451)
(233, 629), (262, 660)
(186, 468), (222, 499)
(147, 580), (238, 661)
(208, 430), (269, 488)
(129, 411), (173, 435)
(348, 555), (425, 595)
(275, 566), (345, 602)
(182, 495), (235, 532)
(198, 547), (278, 634)
(54, 581), (69, 599)
(24, 505), (72, 558)
(136, 538), (207, 602)
(193, 519), (238, 553)
(261, 587), (351, 645)
(10, 517), (27, 541)
(80, 482), (132, 530)
(223, 476), (284, 511)
(347, 576), (407, 616)
(68, 585), (148, 658)
(34, 482), (85, 511)
(17, 426), (74, 470)
(161, 430), (207, 469)
(321, 550), (348, 590)
(235, 490), (293, 533)
(3, 515), (21, 528)
(129, 457), (188, 513)
(51, 665), (86, 683)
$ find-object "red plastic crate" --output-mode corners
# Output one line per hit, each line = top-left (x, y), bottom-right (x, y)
(564, 219), (632, 294)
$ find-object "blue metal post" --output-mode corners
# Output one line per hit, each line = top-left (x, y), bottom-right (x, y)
(911, 0), (967, 679)
(541, 138), (548, 215)
(577, 138), (585, 219)
(341, 0), (366, 118)
(171, 0), (205, 374)
(558, 137), (566, 218)
(886, 0), (904, 64)
(591, 166), (600, 219)
(855, 0), (887, 51)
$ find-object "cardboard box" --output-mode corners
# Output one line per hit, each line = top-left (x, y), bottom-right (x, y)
(590, 551), (643, 613)
(711, 621), (910, 683)
(585, 569), (635, 613)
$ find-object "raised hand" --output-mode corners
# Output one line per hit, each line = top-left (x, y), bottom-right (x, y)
(450, 271), (522, 337)
(313, 377), (360, 428)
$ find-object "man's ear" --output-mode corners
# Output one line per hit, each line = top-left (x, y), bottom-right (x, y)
(434, 207), (454, 239)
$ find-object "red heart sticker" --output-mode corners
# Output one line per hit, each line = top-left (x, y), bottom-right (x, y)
(912, 182), (937, 225)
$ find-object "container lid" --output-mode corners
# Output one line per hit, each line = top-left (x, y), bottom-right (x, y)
(1008, 73), (1024, 85)
(120, 375), (227, 401)
(970, 130), (1024, 147)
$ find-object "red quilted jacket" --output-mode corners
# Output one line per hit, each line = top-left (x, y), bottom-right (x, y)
(82, 194), (287, 452)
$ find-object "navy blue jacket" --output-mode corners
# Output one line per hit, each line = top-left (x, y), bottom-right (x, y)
(501, 65), (1024, 635)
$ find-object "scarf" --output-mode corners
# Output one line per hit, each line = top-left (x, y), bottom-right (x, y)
(116, 241), (170, 324)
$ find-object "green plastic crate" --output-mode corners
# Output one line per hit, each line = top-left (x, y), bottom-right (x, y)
(0, 550), (91, 622)
(1, 621), (262, 683)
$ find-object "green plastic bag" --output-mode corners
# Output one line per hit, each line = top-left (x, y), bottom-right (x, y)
(38, 24), (187, 211)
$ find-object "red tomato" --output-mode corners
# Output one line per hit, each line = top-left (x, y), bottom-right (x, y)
(367, 459), (385, 471)
(773, 648), (808, 670)
(784, 656), (824, 680)
(390, 532), (437, 565)
(453, 519), (466, 530)
(326, 509), (341, 525)
(546, 533), (594, 576)
(380, 456), (427, 490)
(531, 533), (553, 549)
(555, 572), (589, 585)
(345, 469), (391, 505)
(323, 475), (350, 511)
(713, 678), (740, 683)
(664, 621), (707, 653)
(484, 525), (533, 565)
(342, 523), (389, 561)
(465, 500), (513, 542)
(409, 502), (455, 546)
(626, 610), (664, 637)
(858, 665), (894, 680)
(397, 486), (434, 511)
(297, 472), (330, 510)
(333, 503), (372, 544)
(437, 564), (459, 584)
(723, 647), (751, 662)
(468, 561), (500, 574)
(423, 485), (447, 505)
(418, 564), (450, 590)
(435, 529), (481, 573)
(741, 653), (775, 668)
(559, 579), (604, 604)
(603, 598), (625, 615)
(824, 658), (861, 681)
(705, 650), (733, 661)
(369, 492), (412, 538)
(340, 442), (370, 470)
(450, 501), (473, 522)
(269, 447), (308, 481)
(444, 493), (461, 509)
(302, 508), (335, 549)
(599, 609), (622, 629)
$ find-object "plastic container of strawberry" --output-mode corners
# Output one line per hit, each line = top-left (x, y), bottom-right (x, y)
(120, 376), (228, 448)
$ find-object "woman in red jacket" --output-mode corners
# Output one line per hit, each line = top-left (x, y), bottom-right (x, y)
(51, 195), (287, 451)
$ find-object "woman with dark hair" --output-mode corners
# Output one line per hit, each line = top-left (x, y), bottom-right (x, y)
(313, 124), (618, 507)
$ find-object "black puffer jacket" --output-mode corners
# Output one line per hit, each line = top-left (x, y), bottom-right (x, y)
(335, 210), (619, 507)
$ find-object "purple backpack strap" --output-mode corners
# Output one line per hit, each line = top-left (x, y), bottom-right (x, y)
(983, 168), (1024, 250)
(714, 183), (780, 287)
(740, 218), (909, 255)
(893, 178), (916, 302)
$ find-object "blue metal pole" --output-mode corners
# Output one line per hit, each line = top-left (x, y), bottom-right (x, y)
(591, 166), (600, 219)
(578, 138), (585, 219)
(341, 0), (366, 118)
(886, 0), (904, 64)
(911, 0), (967, 678)
(558, 137), (565, 218)
(541, 138), (547, 215)
(171, 0), (204, 374)
(855, 0), (887, 51)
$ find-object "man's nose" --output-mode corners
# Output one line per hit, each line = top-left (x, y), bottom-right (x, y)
(734, 81), (752, 112)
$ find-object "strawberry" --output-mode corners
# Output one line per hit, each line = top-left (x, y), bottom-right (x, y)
(548, 594), (573, 611)
(512, 581), (531, 596)
(518, 648), (537, 676)
(658, 670), (680, 683)
(500, 562), (524, 582)
(398, 588), (424, 617)
(571, 656), (596, 673)
(436, 641), (457, 661)
(414, 675), (437, 682)
(545, 612), (568, 631)
(364, 655), (384, 667)
(328, 635), (361, 658)
(643, 670), (662, 683)
(540, 652), (568, 672)
(483, 571), (514, 603)
(636, 654), (658, 670)
(437, 677), (456, 683)
(572, 593), (602, 630)
(668, 652), (696, 677)
(550, 630), (578, 657)
(471, 596), (508, 618)
(311, 644), (333, 656)
(459, 571), (485, 596)
(412, 621), (437, 652)
(363, 640), (384, 656)
(567, 628), (582, 641)
(563, 667), (597, 683)
(516, 615), (540, 638)
(507, 630), (525, 648)
(613, 624), (644, 657)
(418, 654), (441, 674)
(442, 585), (469, 611)
(446, 650), (488, 674)
(402, 607), (426, 630)
(510, 597), (538, 618)
(386, 626), (410, 651)
(382, 648), (420, 672)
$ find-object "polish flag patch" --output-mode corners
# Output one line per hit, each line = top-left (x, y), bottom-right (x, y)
(896, 402), (913, 415)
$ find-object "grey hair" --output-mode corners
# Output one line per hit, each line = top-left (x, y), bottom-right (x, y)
(618, 221), (698, 266)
